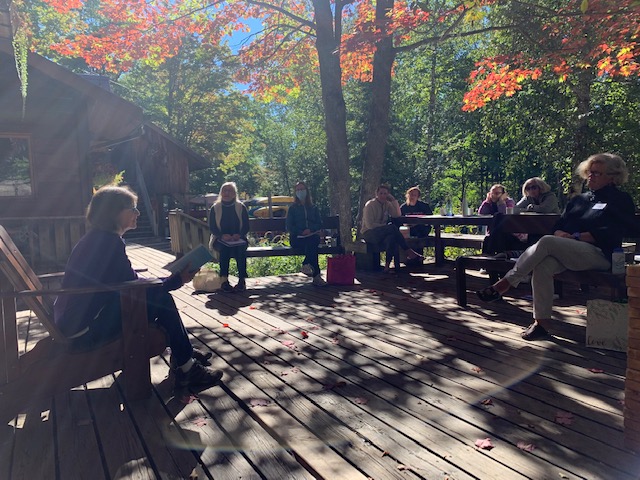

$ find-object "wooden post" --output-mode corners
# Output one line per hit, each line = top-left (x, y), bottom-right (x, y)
(625, 265), (640, 451)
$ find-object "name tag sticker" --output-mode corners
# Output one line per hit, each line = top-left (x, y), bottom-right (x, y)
(592, 203), (607, 210)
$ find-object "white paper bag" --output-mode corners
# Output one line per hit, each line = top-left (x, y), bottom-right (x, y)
(586, 299), (628, 352)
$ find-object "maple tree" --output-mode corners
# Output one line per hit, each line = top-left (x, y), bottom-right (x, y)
(21, 0), (640, 224)
(463, 0), (640, 193)
(24, 0), (502, 240)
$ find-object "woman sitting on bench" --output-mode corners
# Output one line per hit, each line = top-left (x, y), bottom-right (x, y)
(209, 181), (250, 292)
(361, 184), (424, 273)
(54, 185), (223, 390)
(477, 153), (636, 341)
(286, 181), (327, 286)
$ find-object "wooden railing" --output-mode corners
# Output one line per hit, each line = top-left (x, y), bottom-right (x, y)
(168, 210), (209, 257)
(0, 216), (86, 272)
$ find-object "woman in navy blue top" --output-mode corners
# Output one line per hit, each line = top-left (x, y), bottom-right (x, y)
(54, 185), (223, 390)
(286, 181), (327, 286)
(477, 153), (636, 341)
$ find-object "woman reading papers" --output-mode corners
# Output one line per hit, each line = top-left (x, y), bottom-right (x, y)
(209, 182), (250, 292)
(286, 181), (327, 286)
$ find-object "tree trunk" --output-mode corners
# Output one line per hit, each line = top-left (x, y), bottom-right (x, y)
(570, 68), (594, 196)
(312, 0), (352, 244)
(355, 0), (395, 231)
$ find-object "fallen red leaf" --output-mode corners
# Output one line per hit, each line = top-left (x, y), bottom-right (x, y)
(481, 398), (493, 406)
(354, 397), (368, 405)
(517, 441), (536, 452)
(301, 331), (309, 339)
(249, 306), (257, 310)
(180, 394), (198, 404)
(475, 438), (494, 450)
(192, 416), (208, 426)
(555, 411), (574, 425)
(222, 323), (229, 328)
(588, 368), (605, 373)
(471, 367), (484, 374)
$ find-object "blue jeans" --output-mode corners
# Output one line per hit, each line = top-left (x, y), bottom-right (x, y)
(72, 286), (193, 366)
(291, 234), (321, 276)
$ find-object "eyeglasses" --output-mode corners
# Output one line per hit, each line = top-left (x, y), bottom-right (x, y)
(524, 185), (539, 191)
(588, 170), (605, 177)
(130, 206), (140, 214)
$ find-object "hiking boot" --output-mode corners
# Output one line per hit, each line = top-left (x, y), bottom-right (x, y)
(175, 363), (223, 389)
(169, 346), (213, 371)
(312, 275), (327, 287)
(221, 281), (234, 293)
(301, 264), (314, 277)
(235, 279), (247, 292)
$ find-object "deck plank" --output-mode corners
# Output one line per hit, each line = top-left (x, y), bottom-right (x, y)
(55, 386), (108, 479)
(9, 398), (56, 479)
(4, 243), (635, 479)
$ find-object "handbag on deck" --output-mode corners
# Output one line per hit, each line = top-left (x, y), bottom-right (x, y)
(327, 254), (356, 285)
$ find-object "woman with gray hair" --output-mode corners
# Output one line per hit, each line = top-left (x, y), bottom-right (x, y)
(477, 153), (636, 341)
(515, 177), (560, 213)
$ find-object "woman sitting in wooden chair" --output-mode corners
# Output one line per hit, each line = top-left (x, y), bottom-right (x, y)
(54, 185), (223, 390)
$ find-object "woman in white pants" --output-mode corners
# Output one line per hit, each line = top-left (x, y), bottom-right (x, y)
(477, 153), (636, 341)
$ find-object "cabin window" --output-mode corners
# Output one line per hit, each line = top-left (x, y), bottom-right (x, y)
(0, 135), (32, 197)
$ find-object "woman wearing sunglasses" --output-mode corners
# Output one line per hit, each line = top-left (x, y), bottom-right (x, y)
(515, 177), (560, 214)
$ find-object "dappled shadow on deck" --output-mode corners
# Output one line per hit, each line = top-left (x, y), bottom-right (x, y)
(4, 245), (639, 479)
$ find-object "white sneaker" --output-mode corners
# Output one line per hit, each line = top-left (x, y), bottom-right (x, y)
(479, 268), (487, 275)
(312, 275), (327, 286)
(301, 264), (314, 277)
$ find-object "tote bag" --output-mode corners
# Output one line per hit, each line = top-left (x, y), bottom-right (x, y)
(327, 254), (356, 285)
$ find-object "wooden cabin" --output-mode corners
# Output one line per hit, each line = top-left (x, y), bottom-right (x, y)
(0, 36), (208, 271)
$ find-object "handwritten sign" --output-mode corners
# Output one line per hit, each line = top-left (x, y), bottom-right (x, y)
(586, 299), (628, 352)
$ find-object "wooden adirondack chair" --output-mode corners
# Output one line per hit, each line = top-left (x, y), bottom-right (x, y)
(0, 225), (168, 421)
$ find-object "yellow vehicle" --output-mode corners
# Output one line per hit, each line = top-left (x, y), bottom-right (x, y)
(247, 196), (295, 218)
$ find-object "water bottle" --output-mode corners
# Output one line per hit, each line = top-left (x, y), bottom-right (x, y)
(461, 195), (469, 216)
(611, 247), (625, 275)
(445, 197), (453, 216)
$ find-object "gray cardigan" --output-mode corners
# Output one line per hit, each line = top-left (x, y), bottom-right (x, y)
(515, 191), (560, 213)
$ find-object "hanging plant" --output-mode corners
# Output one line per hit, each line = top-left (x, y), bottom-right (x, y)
(8, 0), (29, 118)
(93, 162), (125, 192)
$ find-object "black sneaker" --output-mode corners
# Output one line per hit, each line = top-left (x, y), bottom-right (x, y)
(521, 323), (550, 341)
(175, 363), (223, 389)
(235, 279), (247, 292)
(221, 281), (234, 293)
(193, 347), (213, 365)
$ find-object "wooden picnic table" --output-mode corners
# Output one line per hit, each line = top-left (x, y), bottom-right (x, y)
(400, 213), (561, 265)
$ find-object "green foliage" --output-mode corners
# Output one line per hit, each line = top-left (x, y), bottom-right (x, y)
(203, 255), (329, 277)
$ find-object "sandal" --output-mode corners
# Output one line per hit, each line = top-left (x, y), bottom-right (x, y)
(476, 286), (501, 303)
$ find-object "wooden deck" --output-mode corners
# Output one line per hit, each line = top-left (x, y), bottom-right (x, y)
(2, 243), (639, 479)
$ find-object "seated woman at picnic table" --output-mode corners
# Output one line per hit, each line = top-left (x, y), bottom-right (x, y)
(400, 185), (433, 238)
(483, 177), (560, 256)
(478, 184), (515, 215)
(286, 181), (327, 287)
(477, 153), (636, 341)
(361, 184), (424, 273)
(209, 181), (250, 293)
(515, 177), (561, 214)
(54, 185), (223, 390)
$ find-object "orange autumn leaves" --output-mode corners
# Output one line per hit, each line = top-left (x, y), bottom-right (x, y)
(463, 0), (640, 111)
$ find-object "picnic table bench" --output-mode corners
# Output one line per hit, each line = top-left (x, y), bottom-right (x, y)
(168, 210), (344, 259)
(455, 213), (640, 306)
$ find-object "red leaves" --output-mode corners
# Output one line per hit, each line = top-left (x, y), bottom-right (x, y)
(249, 398), (270, 407)
(475, 437), (494, 450)
(555, 411), (574, 425)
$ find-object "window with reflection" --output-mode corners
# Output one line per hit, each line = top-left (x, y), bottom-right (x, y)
(0, 135), (32, 196)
